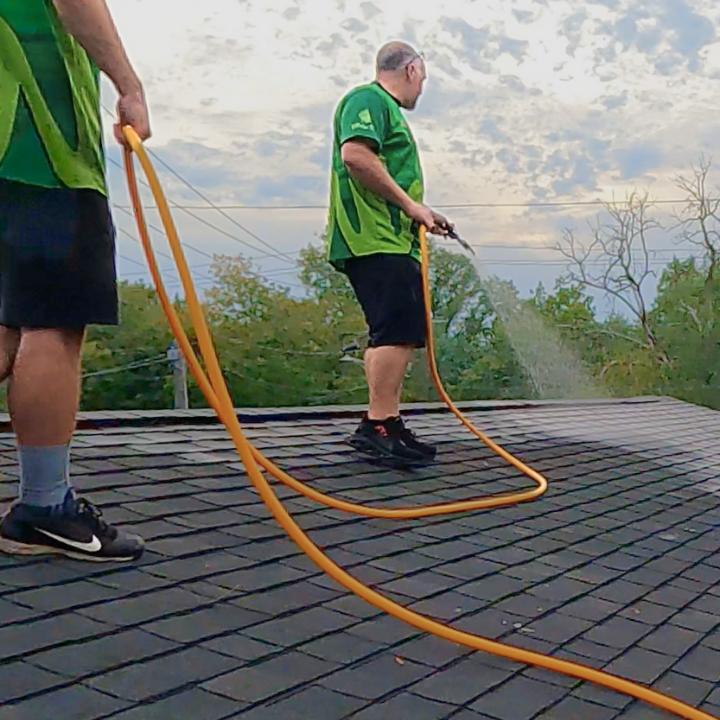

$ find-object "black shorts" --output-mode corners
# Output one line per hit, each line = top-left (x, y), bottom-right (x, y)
(345, 253), (427, 348)
(0, 179), (118, 329)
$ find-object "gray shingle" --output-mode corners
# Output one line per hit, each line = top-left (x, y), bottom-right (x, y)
(1, 398), (719, 720)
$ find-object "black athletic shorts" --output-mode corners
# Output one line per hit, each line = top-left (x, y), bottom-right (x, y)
(0, 179), (118, 329)
(345, 252), (427, 348)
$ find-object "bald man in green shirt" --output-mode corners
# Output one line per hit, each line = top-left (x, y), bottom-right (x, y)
(327, 41), (452, 467)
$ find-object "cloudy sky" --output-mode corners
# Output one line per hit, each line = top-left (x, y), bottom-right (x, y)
(103, 0), (720, 307)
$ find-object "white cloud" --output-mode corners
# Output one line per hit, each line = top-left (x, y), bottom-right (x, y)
(104, 0), (719, 300)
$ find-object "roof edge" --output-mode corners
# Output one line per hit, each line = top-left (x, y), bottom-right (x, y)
(0, 396), (680, 431)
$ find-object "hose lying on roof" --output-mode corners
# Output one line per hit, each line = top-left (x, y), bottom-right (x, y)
(122, 125), (717, 720)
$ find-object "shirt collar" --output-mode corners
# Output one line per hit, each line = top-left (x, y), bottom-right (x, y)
(373, 80), (401, 106)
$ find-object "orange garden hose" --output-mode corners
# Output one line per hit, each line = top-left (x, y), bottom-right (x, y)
(122, 126), (716, 720)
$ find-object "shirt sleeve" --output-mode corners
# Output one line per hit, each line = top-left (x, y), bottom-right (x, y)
(338, 89), (389, 151)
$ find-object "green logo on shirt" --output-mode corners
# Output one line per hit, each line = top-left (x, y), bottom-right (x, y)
(350, 108), (374, 131)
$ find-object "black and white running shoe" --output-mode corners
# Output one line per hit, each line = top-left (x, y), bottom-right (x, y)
(0, 491), (144, 562)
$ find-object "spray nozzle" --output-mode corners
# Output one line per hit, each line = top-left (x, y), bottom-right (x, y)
(447, 227), (475, 255)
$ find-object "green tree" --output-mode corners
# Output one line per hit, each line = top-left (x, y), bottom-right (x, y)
(417, 246), (534, 401)
(42, 158), (717, 415)
(651, 258), (720, 408)
(81, 282), (176, 410)
(206, 254), (367, 407)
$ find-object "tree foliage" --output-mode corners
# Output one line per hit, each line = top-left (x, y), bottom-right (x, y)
(3, 161), (713, 414)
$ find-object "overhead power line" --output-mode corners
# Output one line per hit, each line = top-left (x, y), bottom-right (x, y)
(100, 108), (713, 288)
(112, 197), (716, 212)
(106, 155), (293, 266)
(101, 104), (294, 267)
(83, 355), (167, 379)
(145, 144), (298, 264)
(113, 203), (213, 260)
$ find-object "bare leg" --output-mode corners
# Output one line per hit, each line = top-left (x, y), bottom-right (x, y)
(0, 327), (144, 561)
(9, 329), (84, 446)
(364, 345), (414, 420)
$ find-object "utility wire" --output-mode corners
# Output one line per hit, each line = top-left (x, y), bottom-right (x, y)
(100, 109), (710, 286)
(145, 144), (298, 263)
(114, 224), (180, 270)
(83, 355), (168, 379)
(112, 197), (716, 211)
(114, 208), (303, 289)
(107, 154), (290, 264)
(117, 252), (150, 269)
(103, 157), (294, 262)
(101, 103), (294, 266)
(113, 202), (214, 261)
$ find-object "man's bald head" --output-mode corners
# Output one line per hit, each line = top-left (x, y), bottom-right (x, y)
(375, 41), (426, 110)
(376, 41), (420, 73)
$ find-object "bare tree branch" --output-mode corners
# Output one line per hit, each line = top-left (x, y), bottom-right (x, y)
(672, 155), (720, 284)
(555, 323), (646, 348)
(557, 193), (670, 365)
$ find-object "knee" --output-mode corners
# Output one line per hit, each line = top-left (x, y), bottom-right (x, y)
(18, 328), (85, 359)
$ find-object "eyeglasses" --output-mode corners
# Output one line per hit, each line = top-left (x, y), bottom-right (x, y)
(404, 52), (426, 83)
(404, 51), (425, 68)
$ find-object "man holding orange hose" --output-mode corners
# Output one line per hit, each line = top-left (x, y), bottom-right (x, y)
(327, 41), (452, 467)
(0, 0), (150, 561)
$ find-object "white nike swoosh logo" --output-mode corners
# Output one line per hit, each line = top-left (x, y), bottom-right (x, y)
(36, 529), (102, 553)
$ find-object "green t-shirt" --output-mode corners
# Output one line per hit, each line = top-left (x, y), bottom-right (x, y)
(327, 82), (424, 271)
(0, 0), (106, 194)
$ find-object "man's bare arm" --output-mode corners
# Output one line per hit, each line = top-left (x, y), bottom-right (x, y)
(53, 0), (139, 94)
(52, 0), (150, 143)
(341, 140), (449, 233)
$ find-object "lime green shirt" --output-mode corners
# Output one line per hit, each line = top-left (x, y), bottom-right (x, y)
(327, 82), (424, 271)
(0, 0), (106, 194)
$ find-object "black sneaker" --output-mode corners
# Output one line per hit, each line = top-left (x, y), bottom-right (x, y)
(386, 417), (437, 460)
(347, 415), (426, 468)
(0, 492), (144, 563)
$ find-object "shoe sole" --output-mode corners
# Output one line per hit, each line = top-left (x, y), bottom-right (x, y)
(406, 449), (437, 461)
(400, 440), (437, 461)
(346, 435), (429, 469)
(0, 535), (142, 563)
(0, 508), (144, 563)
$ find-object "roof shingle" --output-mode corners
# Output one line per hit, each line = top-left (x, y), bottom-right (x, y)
(1, 396), (719, 719)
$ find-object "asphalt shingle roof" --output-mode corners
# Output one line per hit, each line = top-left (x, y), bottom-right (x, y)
(1, 396), (719, 720)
